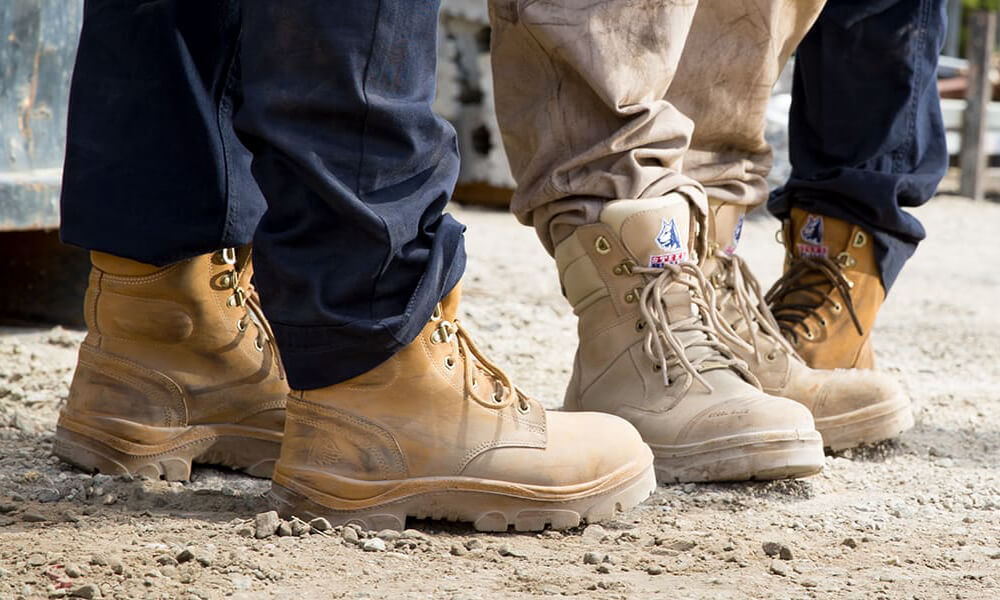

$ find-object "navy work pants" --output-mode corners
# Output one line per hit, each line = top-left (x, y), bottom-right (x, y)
(770, 0), (948, 290)
(60, 1), (466, 389)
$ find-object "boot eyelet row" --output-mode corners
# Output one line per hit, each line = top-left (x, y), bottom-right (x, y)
(444, 356), (456, 370)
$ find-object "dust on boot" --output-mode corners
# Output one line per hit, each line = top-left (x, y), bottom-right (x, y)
(555, 194), (824, 483)
(766, 208), (885, 370)
(705, 204), (913, 451)
(54, 248), (288, 480)
(269, 284), (656, 532)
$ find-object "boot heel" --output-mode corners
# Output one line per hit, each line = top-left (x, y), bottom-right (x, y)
(268, 483), (407, 531)
(54, 426), (194, 481)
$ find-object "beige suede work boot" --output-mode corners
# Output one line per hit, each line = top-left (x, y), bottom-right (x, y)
(54, 248), (288, 480)
(705, 204), (913, 451)
(766, 208), (885, 370)
(554, 194), (824, 483)
(269, 284), (655, 532)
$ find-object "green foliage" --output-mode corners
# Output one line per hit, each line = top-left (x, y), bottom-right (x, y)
(963, 0), (1000, 11)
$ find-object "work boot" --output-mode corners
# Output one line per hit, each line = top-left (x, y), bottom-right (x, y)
(555, 194), (824, 483)
(269, 284), (655, 532)
(54, 248), (288, 480)
(705, 204), (913, 451)
(766, 208), (884, 369)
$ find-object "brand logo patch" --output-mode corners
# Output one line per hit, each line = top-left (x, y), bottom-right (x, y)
(650, 217), (687, 267)
(797, 214), (828, 257)
(724, 215), (744, 255)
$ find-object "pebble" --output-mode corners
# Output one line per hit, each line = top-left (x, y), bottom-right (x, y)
(362, 538), (386, 552)
(770, 560), (789, 577)
(108, 557), (124, 575)
(70, 583), (100, 599)
(581, 524), (607, 542)
(342, 527), (360, 545)
(65, 563), (85, 578)
(647, 566), (664, 575)
(377, 529), (401, 542)
(308, 517), (331, 532)
(236, 526), (254, 538)
(450, 544), (468, 557)
(290, 520), (311, 536)
(498, 545), (526, 558)
(401, 529), (428, 541)
(254, 511), (281, 539)
(583, 552), (603, 565)
(276, 521), (293, 537)
(27, 553), (47, 566)
(0, 503), (16, 513)
(464, 539), (482, 551)
(176, 548), (195, 564)
(596, 565), (611, 574)
(21, 511), (47, 523)
(762, 541), (793, 560)
(842, 537), (858, 549)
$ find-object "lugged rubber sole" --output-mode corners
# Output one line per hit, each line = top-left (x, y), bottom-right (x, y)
(650, 430), (825, 483)
(53, 420), (281, 481)
(268, 463), (657, 532)
(815, 393), (914, 452)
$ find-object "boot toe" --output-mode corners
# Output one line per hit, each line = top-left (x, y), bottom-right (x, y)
(679, 393), (817, 446)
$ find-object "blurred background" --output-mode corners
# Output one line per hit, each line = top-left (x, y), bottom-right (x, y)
(1, 0), (998, 326)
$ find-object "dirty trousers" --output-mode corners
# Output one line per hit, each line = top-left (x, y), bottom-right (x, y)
(59, 1), (464, 389)
(490, 0), (947, 289)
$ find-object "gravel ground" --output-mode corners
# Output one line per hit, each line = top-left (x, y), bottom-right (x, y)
(0, 195), (998, 599)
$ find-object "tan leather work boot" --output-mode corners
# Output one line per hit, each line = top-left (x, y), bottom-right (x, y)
(54, 248), (288, 480)
(269, 284), (655, 532)
(705, 204), (913, 450)
(555, 194), (824, 483)
(766, 208), (884, 370)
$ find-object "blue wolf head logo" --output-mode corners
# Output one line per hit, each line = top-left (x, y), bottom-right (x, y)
(656, 218), (682, 251)
(801, 215), (824, 245)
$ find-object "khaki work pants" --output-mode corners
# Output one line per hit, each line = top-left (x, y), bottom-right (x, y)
(489, 0), (825, 253)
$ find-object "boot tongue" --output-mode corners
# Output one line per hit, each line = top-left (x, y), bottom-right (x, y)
(788, 208), (852, 260)
(599, 194), (692, 268)
(440, 283), (462, 321)
(711, 204), (745, 256)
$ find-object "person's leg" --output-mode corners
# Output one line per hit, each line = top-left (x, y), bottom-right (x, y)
(60, 0), (263, 264)
(235, 0), (654, 532)
(490, 0), (828, 482)
(55, 1), (289, 480)
(766, 0), (947, 369)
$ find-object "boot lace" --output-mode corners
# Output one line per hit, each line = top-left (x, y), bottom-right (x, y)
(764, 255), (864, 345)
(709, 249), (798, 363)
(429, 309), (531, 413)
(629, 260), (756, 394)
(220, 248), (285, 380)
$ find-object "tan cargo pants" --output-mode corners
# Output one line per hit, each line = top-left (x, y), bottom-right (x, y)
(489, 0), (825, 253)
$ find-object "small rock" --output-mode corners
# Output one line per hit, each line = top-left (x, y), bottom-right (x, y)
(276, 521), (293, 537)
(70, 583), (100, 599)
(291, 520), (311, 537)
(583, 552), (603, 565)
(762, 541), (793, 560)
(88, 555), (107, 567)
(0, 503), (17, 513)
(581, 524), (607, 542)
(156, 555), (178, 567)
(108, 557), (124, 575)
(65, 563), (85, 578)
(800, 579), (818, 588)
(342, 527), (360, 545)
(236, 526), (254, 538)
(401, 529), (428, 541)
(666, 540), (697, 552)
(377, 529), (400, 542)
(176, 549), (195, 564)
(464, 539), (482, 551)
(647, 566), (664, 575)
(498, 545), (526, 558)
(101, 494), (117, 506)
(770, 560), (789, 577)
(308, 517), (331, 532)
(596, 565), (611, 574)
(450, 544), (468, 557)
(254, 511), (281, 539)
(22, 511), (47, 523)
(842, 537), (858, 549)
(362, 538), (386, 552)
(27, 552), (47, 566)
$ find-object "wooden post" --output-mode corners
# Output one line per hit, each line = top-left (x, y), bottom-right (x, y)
(959, 10), (997, 201)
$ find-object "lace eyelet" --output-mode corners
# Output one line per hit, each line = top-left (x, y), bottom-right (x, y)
(220, 274), (232, 288)
(635, 320), (646, 332)
(624, 292), (637, 304)
(819, 318), (827, 327)
(472, 379), (479, 390)
(594, 236), (611, 255)
(431, 304), (443, 321)
(444, 356), (456, 370)
(516, 399), (530, 414)
(254, 339), (264, 352)
(832, 303), (843, 313)
(852, 231), (867, 248)
(766, 352), (777, 361)
(491, 392), (503, 404)
(804, 331), (814, 341)
(652, 363), (662, 372)
(236, 319), (247, 332)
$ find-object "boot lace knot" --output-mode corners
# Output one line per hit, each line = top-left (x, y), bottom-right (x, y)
(631, 261), (756, 393)
(764, 254), (863, 345)
(220, 248), (285, 380)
